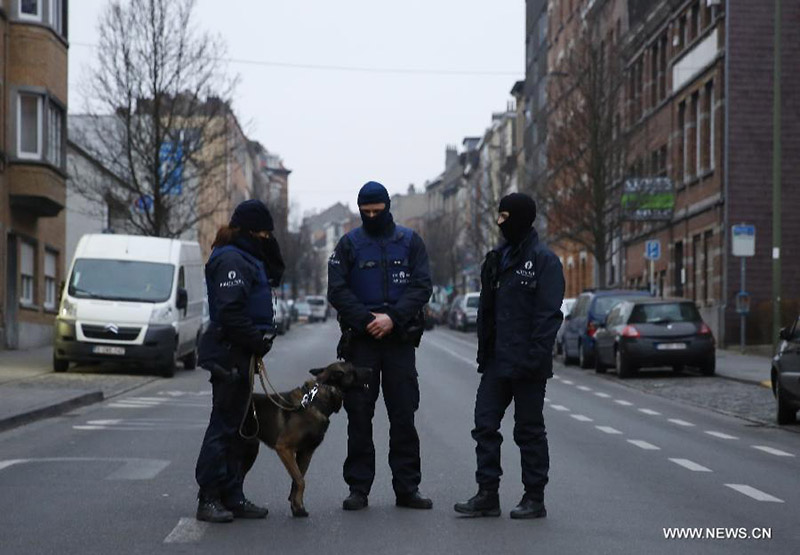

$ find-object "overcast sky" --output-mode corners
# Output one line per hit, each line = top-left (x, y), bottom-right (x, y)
(68, 1), (524, 217)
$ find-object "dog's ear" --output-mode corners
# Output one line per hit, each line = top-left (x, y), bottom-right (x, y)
(309, 367), (326, 377)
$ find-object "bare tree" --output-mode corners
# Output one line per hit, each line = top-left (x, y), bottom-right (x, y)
(540, 26), (628, 288)
(72, 0), (238, 238)
(421, 211), (464, 288)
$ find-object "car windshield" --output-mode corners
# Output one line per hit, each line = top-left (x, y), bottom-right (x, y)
(628, 302), (701, 324)
(296, 302), (311, 313)
(307, 298), (325, 306)
(68, 259), (174, 303)
(594, 295), (647, 318)
(466, 296), (480, 308)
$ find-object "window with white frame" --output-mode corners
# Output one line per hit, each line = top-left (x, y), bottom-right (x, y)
(49, 0), (64, 36)
(20, 0), (41, 21)
(47, 101), (63, 167)
(18, 93), (42, 159)
(20, 242), (35, 305)
(44, 250), (57, 309)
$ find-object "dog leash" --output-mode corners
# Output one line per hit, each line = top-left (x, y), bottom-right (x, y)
(254, 356), (303, 412)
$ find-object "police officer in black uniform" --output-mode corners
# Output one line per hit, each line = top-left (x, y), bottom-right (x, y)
(327, 181), (433, 511)
(455, 192), (564, 519)
(195, 199), (284, 523)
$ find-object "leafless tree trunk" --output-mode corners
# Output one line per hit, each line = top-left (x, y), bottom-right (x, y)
(72, 0), (238, 238)
(540, 26), (628, 288)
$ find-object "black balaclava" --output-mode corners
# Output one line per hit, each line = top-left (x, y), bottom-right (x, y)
(498, 192), (537, 245)
(230, 199), (284, 285)
(357, 181), (393, 236)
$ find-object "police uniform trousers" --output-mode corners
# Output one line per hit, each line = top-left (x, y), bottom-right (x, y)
(195, 361), (260, 504)
(472, 358), (549, 500)
(343, 335), (421, 496)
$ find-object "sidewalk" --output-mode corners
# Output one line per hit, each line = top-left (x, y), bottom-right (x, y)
(715, 348), (773, 387)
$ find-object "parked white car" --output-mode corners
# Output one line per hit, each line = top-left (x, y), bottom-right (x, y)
(53, 234), (205, 377)
(305, 295), (328, 322)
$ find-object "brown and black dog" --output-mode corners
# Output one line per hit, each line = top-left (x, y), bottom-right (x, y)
(247, 361), (371, 517)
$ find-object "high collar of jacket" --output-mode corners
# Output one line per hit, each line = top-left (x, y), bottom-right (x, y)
(231, 234), (264, 261)
(362, 220), (397, 240)
(494, 227), (539, 255)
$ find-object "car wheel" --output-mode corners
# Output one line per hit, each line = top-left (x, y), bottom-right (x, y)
(699, 356), (715, 376)
(556, 340), (563, 355)
(182, 342), (198, 370)
(562, 341), (575, 365)
(672, 364), (685, 374)
(776, 379), (797, 425)
(595, 353), (607, 374)
(617, 349), (636, 379)
(578, 342), (593, 369)
(160, 348), (177, 378)
(53, 355), (69, 373)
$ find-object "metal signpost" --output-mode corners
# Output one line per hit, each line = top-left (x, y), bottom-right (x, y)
(644, 240), (661, 296)
(732, 224), (756, 353)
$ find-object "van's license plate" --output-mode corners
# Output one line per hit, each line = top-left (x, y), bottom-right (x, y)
(657, 343), (687, 351)
(93, 345), (126, 356)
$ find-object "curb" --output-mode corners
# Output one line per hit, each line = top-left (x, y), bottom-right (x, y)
(0, 391), (104, 434)
(715, 373), (771, 388)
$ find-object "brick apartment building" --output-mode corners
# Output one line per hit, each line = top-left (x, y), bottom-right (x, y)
(528, 0), (799, 345)
(0, 0), (69, 349)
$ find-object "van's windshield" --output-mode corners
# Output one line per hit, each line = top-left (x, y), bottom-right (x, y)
(68, 259), (175, 303)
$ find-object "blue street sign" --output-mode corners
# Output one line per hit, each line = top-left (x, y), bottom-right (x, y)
(159, 141), (183, 195)
(645, 240), (661, 261)
(134, 195), (153, 213)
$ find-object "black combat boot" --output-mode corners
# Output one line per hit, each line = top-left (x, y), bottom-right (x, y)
(396, 490), (433, 510)
(225, 498), (268, 519)
(509, 495), (546, 519)
(196, 496), (234, 523)
(453, 489), (501, 517)
(342, 491), (369, 511)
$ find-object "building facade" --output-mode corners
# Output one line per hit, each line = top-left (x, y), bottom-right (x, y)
(0, 0), (69, 349)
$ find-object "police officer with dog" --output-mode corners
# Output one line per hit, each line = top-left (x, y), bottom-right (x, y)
(455, 192), (564, 519)
(195, 199), (284, 523)
(327, 181), (434, 511)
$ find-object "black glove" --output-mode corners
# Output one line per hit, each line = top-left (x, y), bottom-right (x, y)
(255, 334), (274, 358)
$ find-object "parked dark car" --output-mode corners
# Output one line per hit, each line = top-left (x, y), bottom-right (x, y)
(593, 298), (716, 378)
(424, 301), (443, 330)
(561, 289), (652, 368)
(771, 315), (800, 425)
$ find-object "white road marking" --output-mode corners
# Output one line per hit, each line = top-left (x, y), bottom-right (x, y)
(669, 458), (712, 472)
(596, 426), (623, 435)
(725, 484), (784, 503)
(627, 440), (660, 450)
(577, 385), (592, 392)
(105, 459), (170, 480)
(667, 419), (695, 427)
(705, 431), (738, 440)
(73, 426), (106, 430)
(561, 380), (574, 385)
(752, 446), (795, 458)
(87, 419), (121, 426)
(594, 392), (611, 398)
(570, 414), (593, 422)
(638, 409), (661, 416)
(164, 518), (208, 543)
(0, 460), (25, 472)
(425, 339), (478, 367)
(614, 400), (633, 406)
(550, 405), (570, 412)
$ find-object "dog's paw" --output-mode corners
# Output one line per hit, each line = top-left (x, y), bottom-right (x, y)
(291, 507), (309, 518)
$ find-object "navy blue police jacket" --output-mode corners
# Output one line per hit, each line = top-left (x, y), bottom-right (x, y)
(476, 228), (565, 380)
(327, 222), (432, 336)
(198, 240), (275, 371)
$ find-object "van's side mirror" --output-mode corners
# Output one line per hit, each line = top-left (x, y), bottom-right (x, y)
(779, 327), (794, 341)
(565, 313), (572, 321)
(176, 288), (188, 311)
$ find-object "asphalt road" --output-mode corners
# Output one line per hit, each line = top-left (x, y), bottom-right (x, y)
(1, 321), (798, 554)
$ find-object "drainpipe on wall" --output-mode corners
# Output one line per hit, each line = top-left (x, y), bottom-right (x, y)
(721, 0), (730, 347)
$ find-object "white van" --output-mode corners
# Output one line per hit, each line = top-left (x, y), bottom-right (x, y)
(53, 234), (205, 377)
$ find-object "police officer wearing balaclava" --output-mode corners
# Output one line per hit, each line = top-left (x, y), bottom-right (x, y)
(455, 192), (564, 519)
(195, 199), (284, 523)
(327, 181), (433, 511)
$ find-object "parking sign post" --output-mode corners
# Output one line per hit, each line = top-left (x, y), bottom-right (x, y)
(732, 224), (756, 353)
(644, 240), (661, 296)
